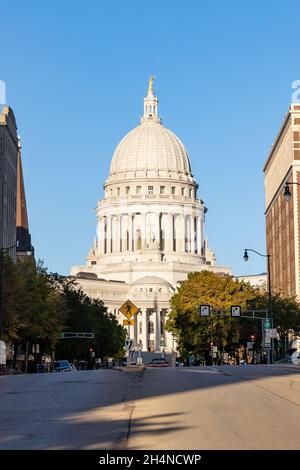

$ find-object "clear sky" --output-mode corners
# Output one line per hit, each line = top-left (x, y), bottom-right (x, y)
(1, 1), (299, 276)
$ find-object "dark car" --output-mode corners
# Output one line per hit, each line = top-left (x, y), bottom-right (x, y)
(149, 358), (169, 368)
(53, 360), (72, 372)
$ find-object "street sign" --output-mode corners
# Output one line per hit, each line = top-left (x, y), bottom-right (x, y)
(0, 340), (6, 365)
(123, 319), (135, 326)
(199, 305), (210, 316)
(263, 319), (271, 329)
(60, 332), (94, 339)
(231, 306), (241, 317)
(265, 328), (278, 339)
(119, 300), (139, 319)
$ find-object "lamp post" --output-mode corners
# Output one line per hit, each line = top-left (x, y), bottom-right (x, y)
(243, 248), (273, 363)
(0, 241), (19, 340)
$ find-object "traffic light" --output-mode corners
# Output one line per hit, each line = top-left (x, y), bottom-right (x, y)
(210, 341), (214, 350)
(250, 335), (255, 341)
(88, 347), (95, 358)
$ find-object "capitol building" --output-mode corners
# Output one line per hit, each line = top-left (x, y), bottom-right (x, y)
(70, 78), (230, 354)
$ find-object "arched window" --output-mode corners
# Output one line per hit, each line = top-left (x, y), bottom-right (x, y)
(148, 321), (154, 334)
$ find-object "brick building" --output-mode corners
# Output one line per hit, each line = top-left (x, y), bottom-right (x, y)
(264, 103), (300, 297)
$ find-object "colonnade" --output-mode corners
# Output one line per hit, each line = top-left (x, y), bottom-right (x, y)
(97, 212), (203, 256)
(124, 307), (172, 352)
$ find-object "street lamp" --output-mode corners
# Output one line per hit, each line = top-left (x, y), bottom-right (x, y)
(0, 241), (19, 339)
(243, 248), (273, 363)
(283, 181), (300, 202)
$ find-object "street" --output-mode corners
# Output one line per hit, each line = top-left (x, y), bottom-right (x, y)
(0, 365), (300, 450)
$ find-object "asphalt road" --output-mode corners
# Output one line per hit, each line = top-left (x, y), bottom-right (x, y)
(0, 364), (300, 450)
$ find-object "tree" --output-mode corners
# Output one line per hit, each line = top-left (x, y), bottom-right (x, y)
(1, 252), (25, 343)
(166, 271), (260, 360)
(51, 275), (126, 361)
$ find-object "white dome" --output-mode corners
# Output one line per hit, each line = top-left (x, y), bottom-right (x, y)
(109, 120), (192, 177)
(133, 275), (172, 286)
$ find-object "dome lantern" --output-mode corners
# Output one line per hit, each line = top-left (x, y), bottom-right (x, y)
(141, 75), (161, 124)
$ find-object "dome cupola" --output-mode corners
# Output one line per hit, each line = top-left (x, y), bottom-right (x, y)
(108, 77), (194, 183)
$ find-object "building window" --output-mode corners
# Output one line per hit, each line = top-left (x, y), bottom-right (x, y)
(117, 187), (120, 196)
(91, 261), (96, 265)
(148, 185), (154, 195)
(148, 340), (155, 352)
(160, 228), (165, 251)
(148, 321), (154, 334)
(136, 186), (141, 195)
(171, 187), (176, 195)
(126, 186), (130, 194)
(135, 229), (142, 250)
(181, 187), (185, 196)
(160, 186), (165, 194)
(139, 322), (142, 335)
(110, 188), (113, 196)
(189, 188), (192, 198)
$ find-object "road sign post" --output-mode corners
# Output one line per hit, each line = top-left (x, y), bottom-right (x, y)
(119, 300), (139, 367)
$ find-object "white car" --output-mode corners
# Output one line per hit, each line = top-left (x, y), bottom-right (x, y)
(291, 351), (300, 365)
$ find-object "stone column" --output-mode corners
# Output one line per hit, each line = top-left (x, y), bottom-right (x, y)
(143, 212), (147, 246)
(191, 216), (195, 254)
(128, 214), (133, 252)
(155, 308), (161, 352)
(169, 213), (174, 252)
(141, 308), (148, 352)
(163, 213), (171, 252)
(116, 215), (120, 253)
(119, 215), (123, 252)
(197, 216), (202, 254)
(179, 214), (185, 252)
(154, 212), (161, 246)
(107, 216), (112, 254)
(97, 216), (103, 256)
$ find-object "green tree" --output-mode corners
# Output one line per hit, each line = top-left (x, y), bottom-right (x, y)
(51, 275), (126, 361)
(1, 252), (25, 343)
(166, 271), (259, 360)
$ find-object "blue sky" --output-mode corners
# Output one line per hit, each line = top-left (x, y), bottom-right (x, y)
(1, 1), (299, 276)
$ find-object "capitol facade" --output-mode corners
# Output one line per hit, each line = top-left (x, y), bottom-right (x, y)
(70, 78), (230, 354)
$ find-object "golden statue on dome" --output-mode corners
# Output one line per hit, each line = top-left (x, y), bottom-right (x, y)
(148, 75), (155, 95)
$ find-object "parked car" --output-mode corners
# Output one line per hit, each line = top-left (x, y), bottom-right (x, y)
(149, 358), (168, 368)
(53, 360), (72, 372)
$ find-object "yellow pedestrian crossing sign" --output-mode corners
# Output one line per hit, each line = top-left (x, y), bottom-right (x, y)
(119, 300), (139, 320)
(123, 319), (135, 326)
